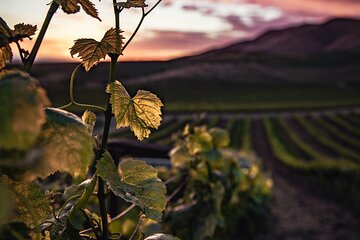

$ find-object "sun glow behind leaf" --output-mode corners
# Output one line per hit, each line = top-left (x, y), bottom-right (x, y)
(106, 80), (163, 140)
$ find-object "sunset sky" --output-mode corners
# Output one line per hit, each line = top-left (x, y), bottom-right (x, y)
(1, 0), (360, 62)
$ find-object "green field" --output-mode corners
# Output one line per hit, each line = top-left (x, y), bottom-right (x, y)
(109, 111), (360, 210)
(49, 81), (360, 112)
(128, 82), (360, 111)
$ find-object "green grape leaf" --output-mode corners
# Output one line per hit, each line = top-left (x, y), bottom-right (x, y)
(28, 108), (95, 179)
(82, 110), (96, 134)
(106, 80), (163, 140)
(96, 151), (167, 221)
(0, 17), (12, 38)
(68, 176), (97, 219)
(50, 217), (81, 240)
(0, 17), (12, 68)
(70, 28), (123, 71)
(145, 234), (181, 240)
(116, 0), (148, 8)
(11, 23), (37, 40)
(0, 70), (49, 150)
(193, 182), (225, 240)
(209, 128), (230, 148)
(39, 178), (96, 240)
(0, 45), (12, 69)
(55, 0), (101, 21)
(169, 144), (192, 168)
(186, 126), (213, 155)
(0, 176), (51, 229)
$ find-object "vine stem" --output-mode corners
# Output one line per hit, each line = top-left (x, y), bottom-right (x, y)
(15, 42), (25, 63)
(94, 1), (162, 238)
(80, 209), (102, 240)
(79, 203), (136, 235)
(96, 55), (118, 240)
(129, 214), (143, 240)
(23, 1), (59, 73)
(122, 0), (162, 53)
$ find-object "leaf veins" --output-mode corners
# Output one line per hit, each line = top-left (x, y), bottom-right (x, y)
(70, 28), (124, 71)
(106, 80), (163, 140)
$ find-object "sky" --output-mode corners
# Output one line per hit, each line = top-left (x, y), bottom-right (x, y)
(1, 0), (360, 62)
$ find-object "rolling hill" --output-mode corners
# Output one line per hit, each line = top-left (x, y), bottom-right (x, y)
(126, 18), (360, 86)
(28, 18), (360, 111)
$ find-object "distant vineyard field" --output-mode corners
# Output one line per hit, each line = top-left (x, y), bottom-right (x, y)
(109, 111), (360, 209)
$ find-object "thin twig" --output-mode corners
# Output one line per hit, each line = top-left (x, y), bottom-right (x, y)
(122, 0), (162, 53)
(167, 180), (187, 202)
(111, 203), (136, 222)
(164, 175), (177, 185)
(145, 0), (162, 16)
(81, 209), (102, 240)
(129, 214), (143, 240)
(59, 64), (106, 112)
(58, 102), (73, 110)
(79, 203), (138, 235)
(15, 42), (25, 63)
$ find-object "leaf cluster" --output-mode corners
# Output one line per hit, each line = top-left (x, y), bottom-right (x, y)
(163, 125), (272, 240)
(0, 17), (37, 68)
(0, 0), (178, 239)
(0, 69), (170, 239)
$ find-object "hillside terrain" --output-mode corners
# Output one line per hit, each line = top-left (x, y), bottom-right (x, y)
(127, 18), (360, 86)
(26, 18), (360, 111)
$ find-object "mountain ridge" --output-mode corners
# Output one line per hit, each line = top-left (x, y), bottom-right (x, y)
(185, 17), (360, 61)
(126, 17), (360, 86)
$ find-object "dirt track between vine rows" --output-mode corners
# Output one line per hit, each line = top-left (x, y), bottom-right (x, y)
(251, 119), (360, 240)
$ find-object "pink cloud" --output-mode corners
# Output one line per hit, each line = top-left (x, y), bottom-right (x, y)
(177, 0), (360, 17)
(121, 30), (236, 60)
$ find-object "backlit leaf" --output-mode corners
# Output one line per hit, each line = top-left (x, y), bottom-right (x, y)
(69, 177), (97, 219)
(209, 127), (230, 148)
(11, 23), (37, 40)
(55, 0), (80, 13)
(55, 0), (101, 21)
(116, 0), (147, 8)
(96, 151), (167, 221)
(70, 28), (123, 71)
(0, 19), (36, 69)
(145, 234), (181, 240)
(79, 0), (101, 21)
(186, 126), (213, 155)
(82, 110), (96, 134)
(106, 80), (163, 140)
(0, 176), (51, 229)
(0, 17), (11, 38)
(0, 70), (49, 150)
(28, 108), (95, 179)
(169, 144), (193, 168)
(0, 45), (12, 69)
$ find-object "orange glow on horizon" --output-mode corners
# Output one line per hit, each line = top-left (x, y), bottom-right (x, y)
(6, 0), (360, 63)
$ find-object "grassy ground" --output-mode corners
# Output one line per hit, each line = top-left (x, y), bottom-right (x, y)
(48, 81), (360, 112)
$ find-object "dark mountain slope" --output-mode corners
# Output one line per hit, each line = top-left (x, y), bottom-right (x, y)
(126, 18), (360, 86)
